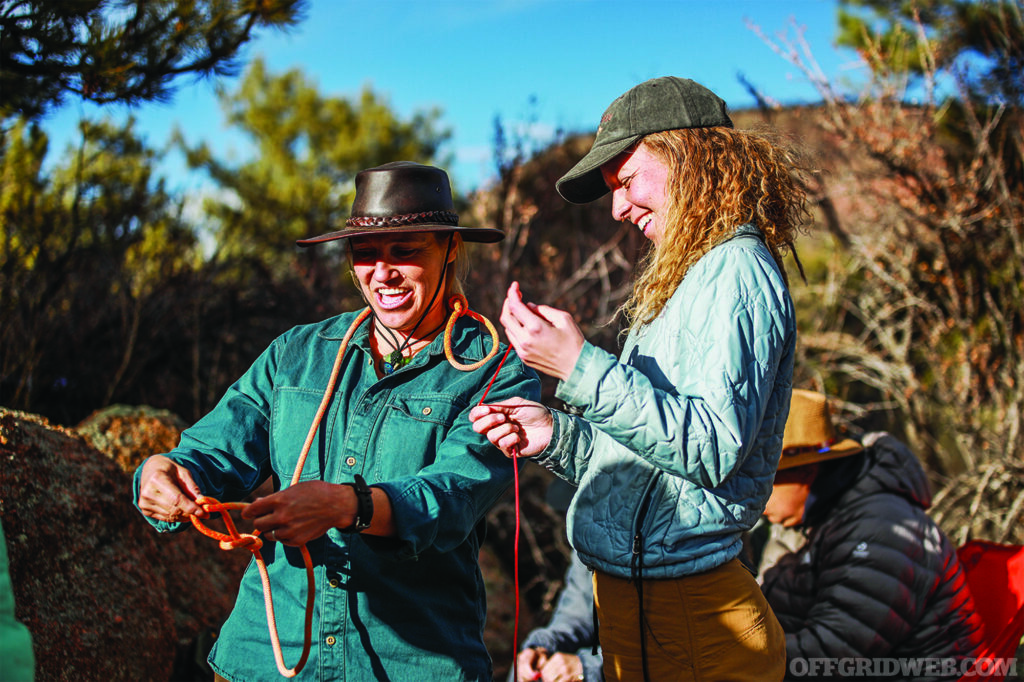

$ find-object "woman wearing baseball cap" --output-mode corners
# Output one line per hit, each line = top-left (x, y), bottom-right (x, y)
(135, 162), (541, 681)
(471, 77), (811, 681)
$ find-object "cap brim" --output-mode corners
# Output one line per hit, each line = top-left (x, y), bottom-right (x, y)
(296, 224), (505, 247)
(556, 133), (642, 204)
(776, 439), (864, 471)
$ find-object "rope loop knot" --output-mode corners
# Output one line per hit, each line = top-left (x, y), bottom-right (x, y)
(444, 295), (500, 371)
(190, 496), (264, 551)
(189, 495), (313, 678)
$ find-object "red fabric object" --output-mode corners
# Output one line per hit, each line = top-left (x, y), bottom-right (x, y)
(956, 540), (1024, 681)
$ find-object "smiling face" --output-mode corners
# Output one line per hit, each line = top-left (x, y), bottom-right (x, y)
(349, 232), (456, 338)
(600, 142), (672, 246)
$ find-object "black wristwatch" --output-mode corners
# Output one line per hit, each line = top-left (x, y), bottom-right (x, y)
(340, 474), (374, 533)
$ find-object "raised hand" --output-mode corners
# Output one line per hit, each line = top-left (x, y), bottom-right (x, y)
(501, 282), (585, 381)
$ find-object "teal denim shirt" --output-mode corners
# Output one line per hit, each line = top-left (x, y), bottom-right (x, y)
(534, 224), (796, 580)
(134, 310), (540, 681)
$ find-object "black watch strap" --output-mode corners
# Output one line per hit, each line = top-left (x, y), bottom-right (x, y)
(341, 474), (374, 533)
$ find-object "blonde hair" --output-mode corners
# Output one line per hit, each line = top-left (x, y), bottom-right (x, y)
(439, 232), (465, 301)
(622, 127), (811, 329)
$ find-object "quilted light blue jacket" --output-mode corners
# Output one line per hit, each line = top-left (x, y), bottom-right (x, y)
(534, 224), (796, 580)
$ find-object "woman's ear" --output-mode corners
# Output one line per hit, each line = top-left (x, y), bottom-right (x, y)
(447, 234), (462, 264)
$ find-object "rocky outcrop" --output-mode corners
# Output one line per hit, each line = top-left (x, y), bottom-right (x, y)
(1, 408), (177, 680)
(0, 407), (247, 681)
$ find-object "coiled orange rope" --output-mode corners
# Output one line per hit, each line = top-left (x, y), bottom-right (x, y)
(444, 294), (500, 370)
(188, 298), (510, 678)
(189, 500), (315, 677)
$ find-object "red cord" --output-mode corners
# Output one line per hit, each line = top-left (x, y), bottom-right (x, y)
(512, 451), (521, 681)
(477, 345), (522, 681)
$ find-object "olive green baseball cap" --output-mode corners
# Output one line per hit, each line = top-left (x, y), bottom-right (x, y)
(556, 76), (733, 204)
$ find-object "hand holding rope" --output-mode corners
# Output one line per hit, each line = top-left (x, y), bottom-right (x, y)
(189, 499), (315, 677)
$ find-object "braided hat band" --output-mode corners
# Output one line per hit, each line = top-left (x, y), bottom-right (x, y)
(345, 210), (459, 229)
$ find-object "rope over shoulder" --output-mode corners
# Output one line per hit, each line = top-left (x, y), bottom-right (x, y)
(444, 294), (500, 371)
(184, 308), (371, 678)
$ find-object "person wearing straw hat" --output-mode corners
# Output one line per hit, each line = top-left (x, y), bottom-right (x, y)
(761, 389), (984, 680)
(134, 162), (541, 681)
(471, 76), (811, 681)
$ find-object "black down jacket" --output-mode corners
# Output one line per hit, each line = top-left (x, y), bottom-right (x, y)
(761, 433), (984, 681)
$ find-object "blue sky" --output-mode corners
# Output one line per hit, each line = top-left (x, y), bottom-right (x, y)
(43, 0), (862, 194)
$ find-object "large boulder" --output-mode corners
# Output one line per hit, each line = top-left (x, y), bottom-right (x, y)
(1, 408), (176, 680)
(0, 407), (247, 681)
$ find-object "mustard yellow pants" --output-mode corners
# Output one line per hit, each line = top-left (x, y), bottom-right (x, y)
(594, 558), (786, 682)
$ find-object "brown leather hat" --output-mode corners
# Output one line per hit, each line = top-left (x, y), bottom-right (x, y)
(777, 389), (864, 470)
(296, 161), (504, 246)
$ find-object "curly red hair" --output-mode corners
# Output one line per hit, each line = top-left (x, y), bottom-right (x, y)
(622, 126), (812, 328)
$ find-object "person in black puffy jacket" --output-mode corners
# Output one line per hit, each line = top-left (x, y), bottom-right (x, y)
(760, 389), (984, 681)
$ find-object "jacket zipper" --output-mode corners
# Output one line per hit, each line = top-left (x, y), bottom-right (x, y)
(630, 472), (660, 682)
(630, 472), (660, 577)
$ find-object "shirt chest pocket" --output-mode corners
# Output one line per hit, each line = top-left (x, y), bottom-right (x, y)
(371, 394), (464, 475)
(270, 386), (326, 482)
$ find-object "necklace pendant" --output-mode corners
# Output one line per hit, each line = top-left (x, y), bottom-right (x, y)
(381, 350), (407, 375)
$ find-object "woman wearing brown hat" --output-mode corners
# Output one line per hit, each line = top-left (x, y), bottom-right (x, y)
(134, 162), (541, 681)
(471, 77), (810, 681)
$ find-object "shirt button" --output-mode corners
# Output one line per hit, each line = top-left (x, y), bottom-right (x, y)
(326, 635), (336, 646)
(421, 406), (432, 416)
(345, 456), (357, 467)
(329, 578), (339, 588)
